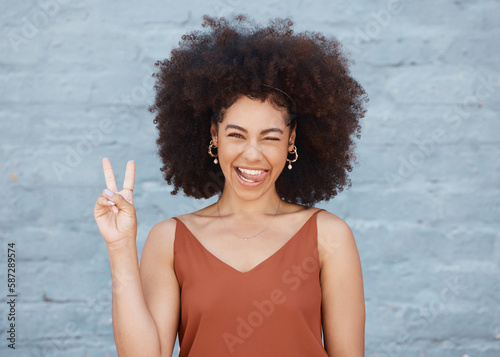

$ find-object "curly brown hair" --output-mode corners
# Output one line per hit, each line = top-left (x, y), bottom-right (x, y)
(149, 14), (368, 206)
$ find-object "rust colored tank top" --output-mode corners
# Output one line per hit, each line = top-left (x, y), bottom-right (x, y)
(172, 208), (328, 357)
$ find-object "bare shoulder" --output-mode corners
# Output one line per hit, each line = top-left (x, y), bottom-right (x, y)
(148, 218), (178, 243)
(150, 217), (178, 235)
(315, 209), (358, 268)
(316, 209), (354, 238)
(141, 218), (178, 267)
(170, 204), (218, 230)
(143, 204), (214, 254)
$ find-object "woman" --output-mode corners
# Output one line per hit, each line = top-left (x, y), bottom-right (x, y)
(94, 14), (367, 357)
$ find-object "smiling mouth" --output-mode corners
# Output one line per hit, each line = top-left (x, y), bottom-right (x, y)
(235, 167), (268, 183)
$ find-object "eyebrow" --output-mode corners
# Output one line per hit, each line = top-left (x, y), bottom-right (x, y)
(224, 124), (284, 135)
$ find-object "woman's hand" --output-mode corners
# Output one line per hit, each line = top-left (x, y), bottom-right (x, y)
(94, 158), (137, 247)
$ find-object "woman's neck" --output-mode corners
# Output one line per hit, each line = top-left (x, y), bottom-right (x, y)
(216, 189), (282, 217)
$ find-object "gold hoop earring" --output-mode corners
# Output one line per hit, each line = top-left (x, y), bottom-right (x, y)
(208, 139), (218, 164)
(287, 145), (298, 170)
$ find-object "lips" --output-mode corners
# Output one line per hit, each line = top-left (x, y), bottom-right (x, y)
(235, 167), (268, 183)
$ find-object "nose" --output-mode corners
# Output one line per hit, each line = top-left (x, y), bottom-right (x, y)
(242, 142), (263, 162)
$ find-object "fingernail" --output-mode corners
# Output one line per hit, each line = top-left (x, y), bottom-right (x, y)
(107, 200), (116, 206)
(105, 189), (114, 197)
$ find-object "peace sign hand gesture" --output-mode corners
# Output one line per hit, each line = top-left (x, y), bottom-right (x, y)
(94, 158), (138, 247)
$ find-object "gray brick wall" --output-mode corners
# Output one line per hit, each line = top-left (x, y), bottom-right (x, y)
(1, 0), (498, 356)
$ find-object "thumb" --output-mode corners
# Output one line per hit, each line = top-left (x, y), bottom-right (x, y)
(103, 189), (134, 213)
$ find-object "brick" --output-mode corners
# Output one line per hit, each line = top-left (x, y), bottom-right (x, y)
(1, 1), (499, 355)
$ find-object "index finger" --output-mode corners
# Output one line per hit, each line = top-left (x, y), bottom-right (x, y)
(122, 160), (135, 192)
(102, 157), (119, 192)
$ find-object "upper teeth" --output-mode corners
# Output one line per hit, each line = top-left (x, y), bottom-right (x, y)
(239, 168), (265, 175)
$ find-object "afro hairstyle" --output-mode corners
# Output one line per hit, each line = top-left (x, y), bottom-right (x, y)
(149, 14), (368, 206)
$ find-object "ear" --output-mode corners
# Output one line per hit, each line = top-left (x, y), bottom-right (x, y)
(210, 122), (218, 146)
(288, 121), (297, 150)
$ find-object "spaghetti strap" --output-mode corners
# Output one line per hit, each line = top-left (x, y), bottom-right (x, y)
(174, 207), (324, 275)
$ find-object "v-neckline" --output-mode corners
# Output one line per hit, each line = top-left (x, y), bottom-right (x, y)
(175, 208), (323, 275)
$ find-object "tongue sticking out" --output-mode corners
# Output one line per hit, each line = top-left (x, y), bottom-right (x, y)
(237, 168), (268, 182)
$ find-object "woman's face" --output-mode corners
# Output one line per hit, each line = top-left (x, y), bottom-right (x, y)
(211, 95), (296, 202)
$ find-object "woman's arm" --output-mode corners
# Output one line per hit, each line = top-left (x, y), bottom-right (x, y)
(317, 211), (366, 357)
(107, 237), (162, 357)
(94, 159), (161, 356)
(106, 219), (179, 357)
(139, 219), (181, 356)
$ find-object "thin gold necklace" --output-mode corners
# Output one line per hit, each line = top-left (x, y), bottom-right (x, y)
(217, 198), (281, 240)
